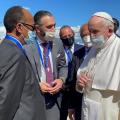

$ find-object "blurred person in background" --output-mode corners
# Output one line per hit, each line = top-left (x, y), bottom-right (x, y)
(80, 23), (92, 59)
(113, 17), (120, 37)
(59, 25), (84, 120)
(66, 23), (92, 120)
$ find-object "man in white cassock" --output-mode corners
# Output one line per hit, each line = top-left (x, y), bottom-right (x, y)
(76, 12), (120, 120)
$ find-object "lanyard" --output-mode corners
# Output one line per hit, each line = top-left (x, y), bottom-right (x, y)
(5, 35), (24, 51)
(36, 40), (51, 68)
(65, 48), (72, 62)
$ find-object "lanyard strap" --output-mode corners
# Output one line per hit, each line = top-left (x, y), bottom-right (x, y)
(36, 40), (51, 68)
(5, 35), (23, 50)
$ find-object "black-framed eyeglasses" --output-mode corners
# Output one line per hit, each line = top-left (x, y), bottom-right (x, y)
(21, 22), (35, 31)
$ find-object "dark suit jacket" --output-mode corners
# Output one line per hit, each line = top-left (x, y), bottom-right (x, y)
(68, 46), (92, 120)
(60, 44), (85, 120)
(74, 43), (84, 52)
(64, 43), (84, 86)
(64, 46), (85, 120)
(0, 39), (46, 120)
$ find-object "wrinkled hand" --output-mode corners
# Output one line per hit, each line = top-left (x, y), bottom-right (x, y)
(68, 109), (75, 120)
(39, 82), (53, 93)
(76, 72), (91, 90)
(49, 79), (63, 94)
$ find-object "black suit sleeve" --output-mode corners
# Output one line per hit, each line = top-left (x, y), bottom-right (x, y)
(68, 47), (85, 109)
(0, 53), (26, 120)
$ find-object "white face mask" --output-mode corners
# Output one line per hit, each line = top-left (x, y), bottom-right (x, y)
(24, 31), (36, 44)
(82, 35), (92, 47)
(91, 35), (105, 48)
(44, 31), (55, 42)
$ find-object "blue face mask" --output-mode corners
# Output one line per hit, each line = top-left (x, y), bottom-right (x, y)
(25, 31), (36, 44)
(91, 35), (105, 48)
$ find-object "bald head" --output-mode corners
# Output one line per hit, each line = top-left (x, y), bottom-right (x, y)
(4, 6), (34, 33)
(80, 23), (90, 38)
(80, 23), (92, 47)
(4, 6), (35, 45)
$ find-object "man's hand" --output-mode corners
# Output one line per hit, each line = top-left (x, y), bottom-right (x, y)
(49, 79), (63, 94)
(39, 82), (53, 93)
(68, 109), (75, 120)
(76, 72), (91, 90)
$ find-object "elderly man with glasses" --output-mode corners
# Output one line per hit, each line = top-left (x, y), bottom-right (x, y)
(0, 6), (46, 120)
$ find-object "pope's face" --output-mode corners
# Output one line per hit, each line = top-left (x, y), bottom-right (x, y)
(88, 16), (109, 41)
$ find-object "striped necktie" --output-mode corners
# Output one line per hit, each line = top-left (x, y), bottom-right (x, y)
(42, 43), (53, 85)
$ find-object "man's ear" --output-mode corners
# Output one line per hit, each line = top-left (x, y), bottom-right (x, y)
(16, 23), (23, 33)
(15, 23), (22, 36)
(34, 25), (41, 33)
(109, 28), (113, 33)
(35, 25), (45, 37)
(107, 27), (114, 38)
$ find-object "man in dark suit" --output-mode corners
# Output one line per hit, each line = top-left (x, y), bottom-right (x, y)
(59, 25), (84, 120)
(0, 6), (46, 120)
(67, 24), (92, 120)
(80, 23), (92, 59)
(24, 10), (67, 120)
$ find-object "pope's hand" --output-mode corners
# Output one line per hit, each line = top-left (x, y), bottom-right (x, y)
(76, 72), (91, 90)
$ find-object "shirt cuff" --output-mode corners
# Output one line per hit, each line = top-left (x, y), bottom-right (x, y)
(76, 86), (84, 93)
(59, 77), (65, 83)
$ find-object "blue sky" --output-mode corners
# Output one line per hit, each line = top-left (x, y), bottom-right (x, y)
(0, 0), (120, 27)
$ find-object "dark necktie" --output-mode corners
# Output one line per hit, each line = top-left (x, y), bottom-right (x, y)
(42, 43), (53, 85)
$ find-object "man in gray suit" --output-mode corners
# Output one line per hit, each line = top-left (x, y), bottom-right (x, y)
(0, 6), (46, 120)
(24, 10), (67, 120)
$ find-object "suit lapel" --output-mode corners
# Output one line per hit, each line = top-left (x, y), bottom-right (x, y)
(74, 44), (83, 52)
(32, 43), (42, 82)
(51, 41), (57, 79)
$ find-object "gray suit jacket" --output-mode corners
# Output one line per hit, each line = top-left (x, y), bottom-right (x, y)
(0, 39), (46, 120)
(24, 38), (68, 83)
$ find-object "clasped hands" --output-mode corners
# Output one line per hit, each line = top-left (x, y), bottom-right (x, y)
(39, 79), (63, 94)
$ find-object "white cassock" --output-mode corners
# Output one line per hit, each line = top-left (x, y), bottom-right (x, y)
(77, 33), (120, 120)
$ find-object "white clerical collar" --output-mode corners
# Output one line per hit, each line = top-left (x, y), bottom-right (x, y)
(104, 33), (116, 47)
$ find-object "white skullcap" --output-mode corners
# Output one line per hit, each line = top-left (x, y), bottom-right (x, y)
(93, 12), (113, 23)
